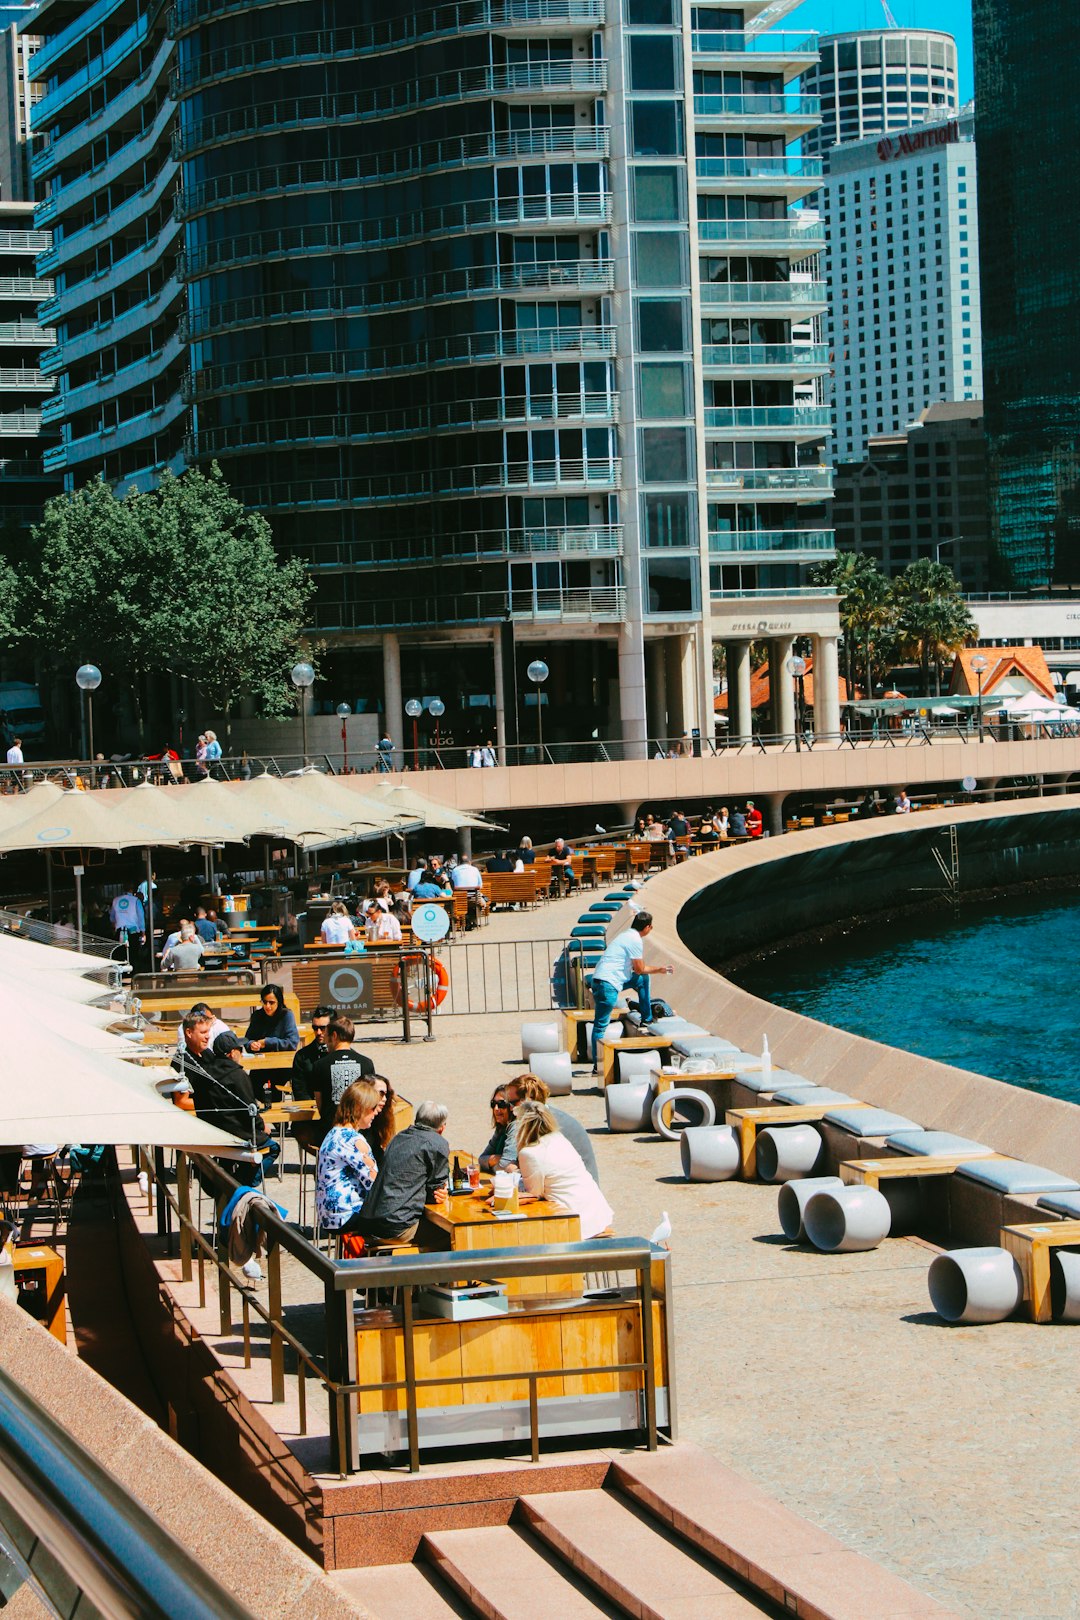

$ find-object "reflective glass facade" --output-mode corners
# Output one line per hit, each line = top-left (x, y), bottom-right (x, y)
(974, 0), (1080, 588)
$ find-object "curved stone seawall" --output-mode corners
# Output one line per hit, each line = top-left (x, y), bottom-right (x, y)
(637, 798), (1080, 1180)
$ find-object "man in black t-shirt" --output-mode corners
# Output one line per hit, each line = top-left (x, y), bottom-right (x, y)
(289, 1004), (332, 1100)
(311, 1013), (374, 1142)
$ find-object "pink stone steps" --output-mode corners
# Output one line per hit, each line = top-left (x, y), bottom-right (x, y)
(334, 1561), (472, 1619)
(610, 1447), (961, 1620)
(517, 1489), (768, 1618)
(422, 1525), (618, 1619)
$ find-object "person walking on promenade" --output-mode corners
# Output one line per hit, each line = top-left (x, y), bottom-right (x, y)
(588, 909), (672, 1074)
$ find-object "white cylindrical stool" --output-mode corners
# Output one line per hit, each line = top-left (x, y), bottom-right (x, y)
(755, 1124), (824, 1183)
(618, 1049), (662, 1079)
(520, 1021), (560, 1062)
(1050, 1250), (1080, 1323)
(680, 1125), (740, 1182)
(777, 1177), (845, 1242)
(803, 1185), (891, 1253)
(605, 1080), (655, 1133)
(585, 1021), (623, 1051)
(652, 1088), (715, 1141)
(527, 1050), (573, 1096)
(928, 1247), (1024, 1325)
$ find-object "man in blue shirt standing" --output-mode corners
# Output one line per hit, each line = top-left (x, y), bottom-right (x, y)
(588, 910), (673, 1073)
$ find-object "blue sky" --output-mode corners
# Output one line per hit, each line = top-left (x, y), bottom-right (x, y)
(789, 0), (975, 102)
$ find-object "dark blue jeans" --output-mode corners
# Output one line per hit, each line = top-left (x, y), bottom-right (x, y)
(590, 972), (652, 1065)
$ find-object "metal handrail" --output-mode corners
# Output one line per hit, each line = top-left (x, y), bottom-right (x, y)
(0, 1366), (258, 1619)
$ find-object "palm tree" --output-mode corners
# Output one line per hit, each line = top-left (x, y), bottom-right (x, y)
(811, 551), (890, 700)
(890, 560), (975, 695)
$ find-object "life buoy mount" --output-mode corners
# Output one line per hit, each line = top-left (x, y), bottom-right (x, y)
(393, 955), (449, 1012)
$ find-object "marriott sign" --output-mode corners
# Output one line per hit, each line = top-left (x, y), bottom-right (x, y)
(877, 121), (960, 162)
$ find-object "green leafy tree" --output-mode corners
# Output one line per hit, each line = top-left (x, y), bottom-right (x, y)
(890, 559), (976, 695)
(812, 551), (892, 700)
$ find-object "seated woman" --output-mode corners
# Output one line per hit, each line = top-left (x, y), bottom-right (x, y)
(514, 1103), (614, 1240)
(366, 898), (402, 943)
(243, 983), (300, 1052)
(321, 899), (352, 945)
(366, 1072), (397, 1167)
(478, 1087), (511, 1172)
(315, 1079), (381, 1233)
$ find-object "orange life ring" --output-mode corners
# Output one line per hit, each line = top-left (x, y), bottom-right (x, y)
(393, 956), (449, 1012)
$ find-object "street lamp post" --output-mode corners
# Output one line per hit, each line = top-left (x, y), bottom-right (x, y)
(336, 703), (351, 772)
(786, 654), (806, 753)
(75, 664), (102, 783)
(971, 654), (988, 743)
(291, 660), (315, 768)
(405, 698), (423, 770)
(527, 659), (549, 761)
(428, 697), (445, 762)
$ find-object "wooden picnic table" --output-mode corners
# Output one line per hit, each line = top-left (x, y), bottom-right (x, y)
(419, 1185), (581, 1298)
(1000, 1218), (1080, 1323)
(725, 1103), (871, 1181)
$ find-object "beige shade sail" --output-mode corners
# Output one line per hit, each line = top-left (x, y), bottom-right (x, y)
(216, 772), (414, 850)
(0, 932), (121, 984)
(356, 780), (495, 833)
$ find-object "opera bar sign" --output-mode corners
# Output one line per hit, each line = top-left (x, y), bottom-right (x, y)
(319, 962), (374, 1018)
(878, 121), (959, 162)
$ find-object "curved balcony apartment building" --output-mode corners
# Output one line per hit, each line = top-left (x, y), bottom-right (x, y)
(30, 0), (838, 751)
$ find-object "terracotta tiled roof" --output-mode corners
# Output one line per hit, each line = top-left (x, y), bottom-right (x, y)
(950, 645), (1055, 699)
(714, 656), (864, 711)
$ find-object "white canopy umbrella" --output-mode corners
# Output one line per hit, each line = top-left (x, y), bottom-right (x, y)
(0, 931), (118, 982)
(217, 773), (407, 850)
(357, 780), (495, 833)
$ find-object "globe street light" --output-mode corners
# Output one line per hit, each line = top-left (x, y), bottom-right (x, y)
(786, 654), (807, 754)
(291, 660), (315, 767)
(428, 697), (445, 758)
(405, 698), (423, 770)
(75, 664), (102, 778)
(971, 654), (988, 743)
(336, 702), (351, 772)
(527, 659), (549, 760)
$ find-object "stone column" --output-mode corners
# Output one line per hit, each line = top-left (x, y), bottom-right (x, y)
(727, 641), (752, 744)
(665, 637), (685, 742)
(618, 622), (649, 760)
(771, 636), (796, 741)
(647, 640), (667, 753)
(382, 631), (404, 769)
(813, 634), (841, 741)
(763, 791), (786, 836)
(492, 627), (507, 765)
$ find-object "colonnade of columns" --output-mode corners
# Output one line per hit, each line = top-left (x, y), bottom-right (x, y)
(723, 633), (842, 744)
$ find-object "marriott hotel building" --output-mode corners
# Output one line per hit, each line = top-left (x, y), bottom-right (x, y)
(28, 0), (840, 753)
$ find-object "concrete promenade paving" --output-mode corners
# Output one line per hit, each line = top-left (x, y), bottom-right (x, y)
(357, 888), (1080, 1620)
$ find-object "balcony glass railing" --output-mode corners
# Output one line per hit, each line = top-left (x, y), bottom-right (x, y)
(692, 31), (817, 55)
(696, 217), (824, 246)
(267, 523), (624, 573)
(708, 529), (835, 553)
(701, 343), (830, 370)
(693, 93), (820, 120)
(705, 467), (832, 492)
(699, 281), (826, 307)
(695, 155), (824, 184)
(171, 0), (602, 46)
(308, 585), (626, 631)
(704, 405), (831, 431)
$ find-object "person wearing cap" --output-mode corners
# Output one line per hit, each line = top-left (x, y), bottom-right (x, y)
(170, 1020), (278, 1183)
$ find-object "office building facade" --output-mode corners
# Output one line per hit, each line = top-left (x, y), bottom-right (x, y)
(0, 197), (56, 529)
(31, 0), (839, 752)
(974, 0), (1080, 589)
(802, 29), (959, 160)
(824, 109), (981, 465)
(832, 401), (989, 592)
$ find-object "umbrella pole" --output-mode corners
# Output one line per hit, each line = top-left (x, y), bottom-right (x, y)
(45, 850), (53, 921)
(145, 847), (155, 971)
(75, 864), (83, 955)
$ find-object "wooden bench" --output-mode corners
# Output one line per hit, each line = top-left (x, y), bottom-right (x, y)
(485, 871), (539, 908)
(137, 989), (302, 1024)
(1001, 1219), (1080, 1323)
(725, 1103), (871, 1181)
(600, 1034), (669, 1088)
(840, 1153), (1006, 1192)
(582, 849), (618, 887)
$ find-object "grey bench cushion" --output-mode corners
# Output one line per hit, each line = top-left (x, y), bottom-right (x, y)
(956, 1161), (1080, 1195)
(774, 1085), (858, 1106)
(1036, 1191), (1080, 1218)
(731, 1067), (812, 1096)
(671, 1036), (740, 1058)
(886, 1130), (994, 1157)
(823, 1106), (920, 1136)
(648, 1018), (708, 1037)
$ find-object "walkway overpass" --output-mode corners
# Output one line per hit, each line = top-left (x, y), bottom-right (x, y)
(381, 734), (1080, 835)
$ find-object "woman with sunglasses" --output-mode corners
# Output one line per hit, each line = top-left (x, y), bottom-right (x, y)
(478, 1089), (512, 1173)
(365, 1073), (398, 1167)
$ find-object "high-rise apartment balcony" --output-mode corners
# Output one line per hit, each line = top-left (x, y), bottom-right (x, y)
(269, 523), (624, 573)
(699, 280), (828, 315)
(693, 92), (820, 137)
(703, 405), (832, 437)
(694, 154), (824, 197)
(705, 466), (832, 494)
(696, 217), (824, 254)
(309, 585), (626, 632)
(701, 343), (831, 378)
(708, 528), (835, 558)
(29, 0), (139, 82)
(483, 457), (620, 490)
(691, 31), (818, 69)
(170, 0), (603, 44)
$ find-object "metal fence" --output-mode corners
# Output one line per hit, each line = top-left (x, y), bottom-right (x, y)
(433, 934), (586, 1017)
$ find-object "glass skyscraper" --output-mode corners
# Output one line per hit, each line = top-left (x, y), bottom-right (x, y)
(975, 0), (1080, 588)
(30, 0), (841, 752)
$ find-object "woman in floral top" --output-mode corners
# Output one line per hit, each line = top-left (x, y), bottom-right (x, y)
(315, 1079), (381, 1232)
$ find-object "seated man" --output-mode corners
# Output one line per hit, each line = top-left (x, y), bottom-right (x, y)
(346, 1100), (449, 1245)
(312, 1014), (375, 1142)
(548, 837), (577, 893)
(485, 850), (515, 874)
(289, 1004), (332, 1100)
(170, 1017), (276, 1186)
(730, 807), (747, 838)
(500, 1072), (600, 1184)
(744, 800), (763, 838)
(162, 921), (205, 972)
(666, 809), (690, 858)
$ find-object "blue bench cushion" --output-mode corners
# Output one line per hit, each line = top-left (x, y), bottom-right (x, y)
(648, 1018), (708, 1037)
(1036, 1191), (1080, 1218)
(886, 1130), (993, 1157)
(823, 1107), (920, 1136)
(604, 892), (628, 902)
(671, 1036), (740, 1058)
(774, 1085), (858, 1105)
(956, 1161), (1080, 1195)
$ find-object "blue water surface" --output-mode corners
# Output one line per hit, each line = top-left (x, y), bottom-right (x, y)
(733, 890), (1080, 1106)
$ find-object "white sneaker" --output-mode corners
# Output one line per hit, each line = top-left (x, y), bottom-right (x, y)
(241, 1258), (262, 1283)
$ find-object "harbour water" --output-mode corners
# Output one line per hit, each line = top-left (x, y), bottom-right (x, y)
(733, 889), (1080, 1106)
